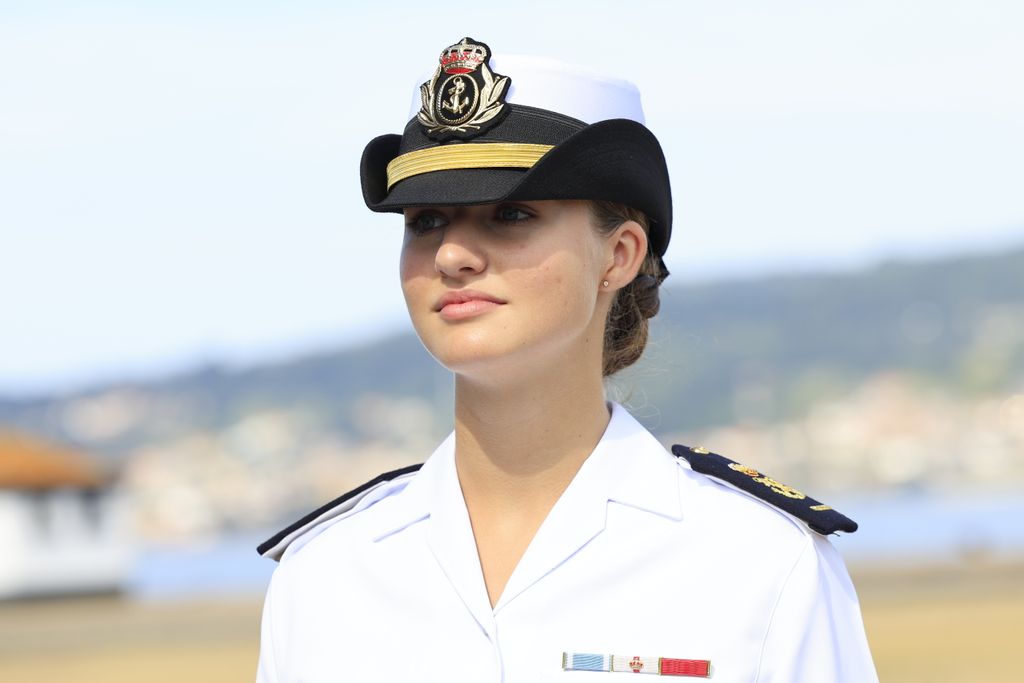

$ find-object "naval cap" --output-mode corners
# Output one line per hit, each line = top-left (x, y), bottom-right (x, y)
(361, 36), (673, 257)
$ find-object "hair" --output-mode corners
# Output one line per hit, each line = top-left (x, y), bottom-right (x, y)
(587, 200), (665, 377)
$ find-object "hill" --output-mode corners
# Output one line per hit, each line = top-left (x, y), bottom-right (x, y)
(1, 243), (1021, 454)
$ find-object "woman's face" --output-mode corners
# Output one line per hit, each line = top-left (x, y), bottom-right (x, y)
(399, 200), (610, 381)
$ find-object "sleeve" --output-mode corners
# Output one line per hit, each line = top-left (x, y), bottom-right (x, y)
(255, 568), (284, 683)
(755, 534), (878, 683)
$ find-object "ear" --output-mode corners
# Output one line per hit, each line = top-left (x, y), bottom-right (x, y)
(601, 220), (648, 289)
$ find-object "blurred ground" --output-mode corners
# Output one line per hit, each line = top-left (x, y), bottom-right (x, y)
(0, 559), (1021, 682)
(852, 558), (1024, 682)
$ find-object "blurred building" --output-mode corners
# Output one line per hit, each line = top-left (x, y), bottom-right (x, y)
(0, 432), (132, 599)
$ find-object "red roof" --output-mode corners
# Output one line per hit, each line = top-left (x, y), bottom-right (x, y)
(0, 431), (108, 489)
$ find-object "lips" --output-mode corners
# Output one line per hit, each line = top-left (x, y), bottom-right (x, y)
(433, 289), (507, 312)
(433, 289), (507, 320)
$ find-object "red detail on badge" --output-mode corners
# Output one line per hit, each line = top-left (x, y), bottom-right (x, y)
(440, 40), (486, 74)
(660, 658), (711, 677)
(629, 656), (644, 672)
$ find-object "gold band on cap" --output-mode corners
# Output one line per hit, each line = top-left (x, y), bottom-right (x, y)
(385, 143), (554, 190)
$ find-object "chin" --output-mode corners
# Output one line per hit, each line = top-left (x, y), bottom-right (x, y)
(411, 305), (597, 380)
(426, 336), (519, 375)
(424, 330), (583, 386)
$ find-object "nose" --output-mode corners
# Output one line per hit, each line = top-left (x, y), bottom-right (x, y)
(434, 215), (487, 279)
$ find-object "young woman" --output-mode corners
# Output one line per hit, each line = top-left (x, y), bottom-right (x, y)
(255, 37), (878, 682)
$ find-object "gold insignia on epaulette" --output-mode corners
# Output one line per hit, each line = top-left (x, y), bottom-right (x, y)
(728, 463), (759, 476)
(690, 445), (710, 454)
(728, 462), (806, 500)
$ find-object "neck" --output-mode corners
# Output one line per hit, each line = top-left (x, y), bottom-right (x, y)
(452, 360), (611, 515)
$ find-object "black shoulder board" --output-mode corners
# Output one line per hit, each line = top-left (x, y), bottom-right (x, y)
(256, 463), (423, 560)
(671, 444), (858, 535)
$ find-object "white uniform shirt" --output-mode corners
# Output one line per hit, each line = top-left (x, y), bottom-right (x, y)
(256, 402), (878, 682)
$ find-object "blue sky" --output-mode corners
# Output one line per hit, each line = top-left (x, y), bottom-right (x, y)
(2, 1), (1022, 395)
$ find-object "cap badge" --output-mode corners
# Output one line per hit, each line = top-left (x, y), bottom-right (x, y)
(417, 37), (511, 141)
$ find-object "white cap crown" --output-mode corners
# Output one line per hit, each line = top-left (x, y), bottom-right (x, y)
(407, 53), (645, 126)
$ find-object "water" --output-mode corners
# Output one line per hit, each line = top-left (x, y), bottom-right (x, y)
(830, 491), (1024, 563)
(130, 532), (277, 599)
(129, 492), (1024, 599)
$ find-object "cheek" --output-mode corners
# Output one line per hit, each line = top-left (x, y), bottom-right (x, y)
(523, 254), (595, 320)
(399, 239), (432, 282)
(398, 252), (413, 295)
(399, 243), (433, 298)
(398, 239), (418, 281)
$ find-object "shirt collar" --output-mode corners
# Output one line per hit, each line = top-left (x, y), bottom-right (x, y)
(601, 401), (684, 521)
(370, 401), (682, 541)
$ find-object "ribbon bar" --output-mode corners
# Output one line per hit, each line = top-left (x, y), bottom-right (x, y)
(561, 652), (711, 677)
(660, 658), (711, 677)
(562, 652), (611, 672)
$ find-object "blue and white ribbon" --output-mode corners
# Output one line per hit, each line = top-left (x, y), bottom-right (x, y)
(562, 652), (611, 672)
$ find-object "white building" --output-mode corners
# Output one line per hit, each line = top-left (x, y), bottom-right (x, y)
(0, 431), (133, 599)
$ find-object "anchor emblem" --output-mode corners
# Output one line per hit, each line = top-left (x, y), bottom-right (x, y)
(441, 76), (469, 115)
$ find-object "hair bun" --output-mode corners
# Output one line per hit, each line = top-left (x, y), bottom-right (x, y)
(632, 274), (661, 318)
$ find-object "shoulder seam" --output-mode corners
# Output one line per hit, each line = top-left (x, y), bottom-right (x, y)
(753, 534), (814, 683)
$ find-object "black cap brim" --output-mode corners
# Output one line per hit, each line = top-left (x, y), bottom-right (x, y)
(360, 119), (672, 257)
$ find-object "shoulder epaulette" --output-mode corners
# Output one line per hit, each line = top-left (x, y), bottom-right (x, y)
(671, 444), (857, 535)
(256, 463), (423, 561)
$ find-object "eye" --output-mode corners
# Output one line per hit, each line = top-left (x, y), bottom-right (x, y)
(495, 205), (534, 225)
(405, 210), (448, 235)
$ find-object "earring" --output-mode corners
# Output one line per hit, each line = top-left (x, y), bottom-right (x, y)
(602, 280), (610, 288)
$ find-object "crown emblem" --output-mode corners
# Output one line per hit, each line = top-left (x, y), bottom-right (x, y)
(629, 656), (644, 673)
(417, 37), (511, 141)
(440, 38), (487, 74)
